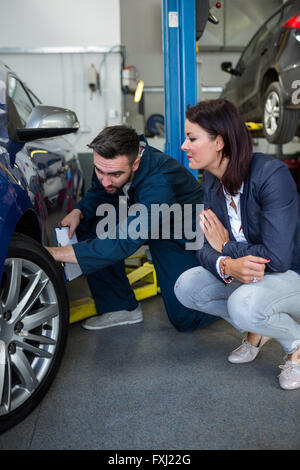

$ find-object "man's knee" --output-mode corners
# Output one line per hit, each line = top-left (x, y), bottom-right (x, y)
(168, 306), (211, 333)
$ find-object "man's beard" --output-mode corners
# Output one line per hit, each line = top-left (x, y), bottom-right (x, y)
(104, 186), (120, 195)
(104, 170), (134, 195)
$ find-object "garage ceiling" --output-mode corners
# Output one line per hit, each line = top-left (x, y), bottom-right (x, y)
(200, 0), (282, 49)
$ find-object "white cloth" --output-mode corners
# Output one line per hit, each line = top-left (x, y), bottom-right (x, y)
(216, 184), (247, 278)
(224, 183), (246, 243)
(122, 183), (131, 199)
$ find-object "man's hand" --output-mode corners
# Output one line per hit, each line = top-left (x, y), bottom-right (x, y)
(224, 255), (270, 284)
(200, 209), (229, 252)
(45, 245), (78, 264)
(60, 208), (83, 239)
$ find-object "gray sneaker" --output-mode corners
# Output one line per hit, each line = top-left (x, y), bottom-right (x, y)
(82, 304), (143, 330)
(278, 357), (300, 390)
(228, 336), (270, 363)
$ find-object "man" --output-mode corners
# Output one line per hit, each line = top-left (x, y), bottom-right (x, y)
(46, 125), (217, 331)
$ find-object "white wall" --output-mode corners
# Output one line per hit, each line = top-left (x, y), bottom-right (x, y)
(1, 0), (121, 47)
(197, 51), (241, 101)
(0, 0), (123, 153)
(120, 0), (164, 131)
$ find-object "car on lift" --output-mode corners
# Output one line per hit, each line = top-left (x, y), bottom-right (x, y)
(0, 60), (83, 433)
(220, 0), (300, 144)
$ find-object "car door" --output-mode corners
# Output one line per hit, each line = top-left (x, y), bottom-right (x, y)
(7, 74), (70, 242)
(235, 28), (266, 120)
(236, 9), (282, 120)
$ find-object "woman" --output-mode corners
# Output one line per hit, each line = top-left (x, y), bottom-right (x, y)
(174, 99), (300, 390)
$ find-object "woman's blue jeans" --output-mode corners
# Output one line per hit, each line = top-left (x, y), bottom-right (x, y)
(174, 267), (300, 354)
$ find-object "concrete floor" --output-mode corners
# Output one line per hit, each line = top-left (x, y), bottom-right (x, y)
(0, 276), (299, 450)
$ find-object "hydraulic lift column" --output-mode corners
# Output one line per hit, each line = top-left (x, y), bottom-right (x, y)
(162, 0), (198, 178)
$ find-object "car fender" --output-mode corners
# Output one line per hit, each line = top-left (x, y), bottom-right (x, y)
(0, 176), (41, 282)
(277, 73), (289, 102)
(261, 62), (295, 106)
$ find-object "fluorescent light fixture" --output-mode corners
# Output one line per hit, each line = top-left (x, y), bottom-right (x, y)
(134, 80), (144, 103)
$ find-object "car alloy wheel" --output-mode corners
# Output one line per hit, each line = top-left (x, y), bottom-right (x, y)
(0, 234), (68, 433)
(264, 90), (280, 137)
(263, 81), (299, 144)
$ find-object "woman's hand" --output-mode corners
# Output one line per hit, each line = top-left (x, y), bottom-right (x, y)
(224, 255), (270, 283)
(200, 209), (229, 252)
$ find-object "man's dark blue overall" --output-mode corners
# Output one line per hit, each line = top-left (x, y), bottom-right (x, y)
(73, 136), (217, 332)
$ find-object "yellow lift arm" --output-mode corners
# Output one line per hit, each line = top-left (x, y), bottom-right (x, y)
(245, 122), (263, 131)
(69, 254), (159, 324)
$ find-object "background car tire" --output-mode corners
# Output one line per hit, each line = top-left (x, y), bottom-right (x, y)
(0, 233), (69, 434)
(263, 81), (300, 144)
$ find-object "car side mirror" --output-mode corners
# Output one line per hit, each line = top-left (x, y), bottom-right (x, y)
(16, 105), (80, 142)
(221, 62), (242, 76)
(221, 61), (234, 74)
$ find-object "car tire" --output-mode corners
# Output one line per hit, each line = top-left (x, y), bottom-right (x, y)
(263, 81), (300, 144)
(0, 233), (69, 434)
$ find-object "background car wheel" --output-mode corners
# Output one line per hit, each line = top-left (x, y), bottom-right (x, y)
(0, 233), (69, 434)
(263, 81), (300, 144)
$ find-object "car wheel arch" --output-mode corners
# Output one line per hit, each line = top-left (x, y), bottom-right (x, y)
(260, 69), (279, 101)
(0, 207), (42, 283)
(14, 209), (41, 243)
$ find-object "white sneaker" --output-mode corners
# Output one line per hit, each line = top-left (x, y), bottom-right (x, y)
(82, 304), (143, 330)
(278, 357), (300, 390)
(228, 336), (270, 364)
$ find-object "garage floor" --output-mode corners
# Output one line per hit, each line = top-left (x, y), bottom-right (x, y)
(0, 276), (299, 450)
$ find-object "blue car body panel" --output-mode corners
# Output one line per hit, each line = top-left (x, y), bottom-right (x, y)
(0, 61), (83, 283)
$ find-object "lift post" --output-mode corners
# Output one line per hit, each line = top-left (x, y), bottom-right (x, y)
(162, 0), (198, 179)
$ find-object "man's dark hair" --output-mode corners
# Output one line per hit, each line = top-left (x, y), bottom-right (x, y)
(186, 99), (253, 196)
(88, 125), (140, 164)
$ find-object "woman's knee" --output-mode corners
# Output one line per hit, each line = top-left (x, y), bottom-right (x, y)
(174, 267), (199, 309)
(174, 266), (216, 310)
(227, 285), (267, 330)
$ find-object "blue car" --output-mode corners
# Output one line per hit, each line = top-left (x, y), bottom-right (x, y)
(0, 61), (83, 433)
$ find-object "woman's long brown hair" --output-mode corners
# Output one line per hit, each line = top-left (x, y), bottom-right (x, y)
(186, 99), (253, 195)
